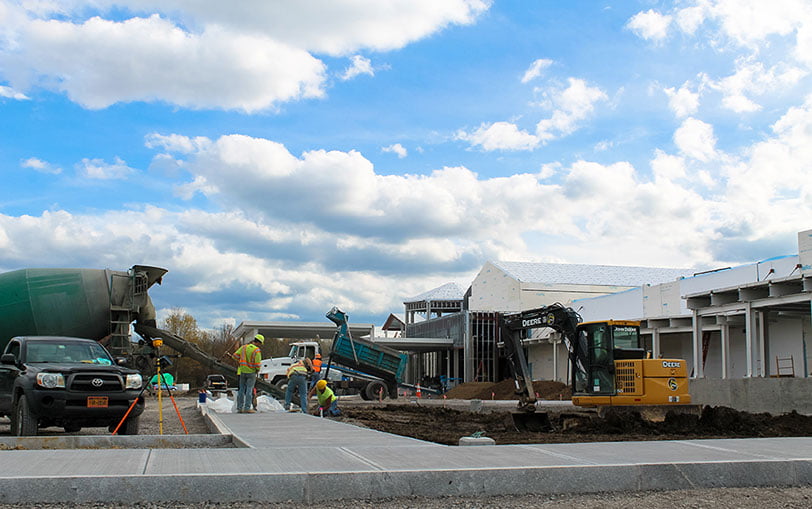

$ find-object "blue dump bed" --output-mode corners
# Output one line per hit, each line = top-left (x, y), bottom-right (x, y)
(331, 333), (408, 384)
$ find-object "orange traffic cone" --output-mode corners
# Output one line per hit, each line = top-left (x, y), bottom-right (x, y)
(416, 384), (422, 398)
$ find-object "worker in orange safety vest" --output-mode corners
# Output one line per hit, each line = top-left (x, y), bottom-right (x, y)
(231, 334), (263, 413)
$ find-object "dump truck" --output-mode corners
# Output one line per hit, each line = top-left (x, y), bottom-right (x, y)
(322, 307), (409, 400)
(0, 266), (284, 402)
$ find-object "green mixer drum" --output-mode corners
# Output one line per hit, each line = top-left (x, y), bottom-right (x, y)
(0, 268), (113, 350)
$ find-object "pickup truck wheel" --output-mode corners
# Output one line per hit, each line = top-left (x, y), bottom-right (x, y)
(13, 396), (38, 436)
(120, 416), (140, 435)
(274, 378), (289, 392)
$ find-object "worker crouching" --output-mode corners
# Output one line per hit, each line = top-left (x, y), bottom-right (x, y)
(308, 379), (340, 417)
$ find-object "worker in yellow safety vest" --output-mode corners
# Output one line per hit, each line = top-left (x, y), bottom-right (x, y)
(231, 334), (264, 413)
(308, 379), (340, 417)
(284, 357), (312, 413)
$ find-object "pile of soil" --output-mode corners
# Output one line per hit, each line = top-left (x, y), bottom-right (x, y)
(337, 404), (812, 446)
(445, 380), (572, 401)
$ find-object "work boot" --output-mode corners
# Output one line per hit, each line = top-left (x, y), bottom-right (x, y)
(245, 409), (257, 413)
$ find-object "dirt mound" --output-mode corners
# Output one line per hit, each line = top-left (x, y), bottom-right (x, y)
(338, 404), (812, 446)
(445, 379), (571, 401)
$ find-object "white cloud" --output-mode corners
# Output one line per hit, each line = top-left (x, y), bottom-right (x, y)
(664, 83), (700, 117)
(456, 121), (539, 151)
(521, 58), (553, 84)
(650, 150), (686, 182)
(535, 78), (607, 142)
(381, 143), (407, 158)
(0, 85), (28, 100)
(21, 157), (61, 174)
(77, 157), (136, 179)
(674, 117), (717, 162)
(341, 55), (374, 80)
(0, 1), (490, 111)
(713, 57), (806, 113)
(626, 9), (672, 41)
(458, 78), (606, 151)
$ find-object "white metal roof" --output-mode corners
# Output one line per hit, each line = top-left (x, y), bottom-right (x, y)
(404, 282), (465, 303)
(491, 261), (695, 287)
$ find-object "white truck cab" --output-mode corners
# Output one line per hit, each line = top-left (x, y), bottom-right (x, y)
(259, 341), (339, 387)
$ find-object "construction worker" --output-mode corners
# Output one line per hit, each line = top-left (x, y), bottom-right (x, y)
(309, 353), (323, 389)
(231, 334), (264, 414)
(284, 356), (312, 413)
(308, 379), (340, 417)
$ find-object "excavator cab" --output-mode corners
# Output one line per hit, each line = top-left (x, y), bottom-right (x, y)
(572, 320), (645, 396)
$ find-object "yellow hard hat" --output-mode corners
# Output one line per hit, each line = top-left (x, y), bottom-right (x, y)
(254, 334), (265, 344)
(316, 379), (327, 390)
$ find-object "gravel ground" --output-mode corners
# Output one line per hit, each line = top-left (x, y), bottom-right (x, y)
(0, 486), (809, 508)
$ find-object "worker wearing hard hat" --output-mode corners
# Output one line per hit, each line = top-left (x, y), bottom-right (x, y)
(307, 379), (341, 417)
(284, 356), (313, 413)
(232, 334), (264, 414)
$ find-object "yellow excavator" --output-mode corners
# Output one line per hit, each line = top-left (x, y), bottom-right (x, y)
(499, 303), (691, 416)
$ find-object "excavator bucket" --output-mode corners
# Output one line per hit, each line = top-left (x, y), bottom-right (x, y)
(511, 411), (553, 432)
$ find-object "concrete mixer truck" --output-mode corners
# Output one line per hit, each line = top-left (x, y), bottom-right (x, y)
(0, 265), (283, 435)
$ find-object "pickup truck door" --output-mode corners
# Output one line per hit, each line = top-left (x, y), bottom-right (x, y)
(0, 340), (22, 414)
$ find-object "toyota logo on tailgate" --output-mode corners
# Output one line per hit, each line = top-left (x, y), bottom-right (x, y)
(91, 378), (104, 387)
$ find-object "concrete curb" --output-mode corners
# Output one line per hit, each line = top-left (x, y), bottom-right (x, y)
(0, 459), (809, 504)
(0, 434), (232, 450)
(198, 403), (251, 448)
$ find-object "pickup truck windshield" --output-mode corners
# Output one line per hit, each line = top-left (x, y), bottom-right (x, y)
(26, 342), (114, 365)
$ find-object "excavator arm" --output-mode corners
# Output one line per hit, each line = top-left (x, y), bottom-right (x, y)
(499, 303), (583, 413)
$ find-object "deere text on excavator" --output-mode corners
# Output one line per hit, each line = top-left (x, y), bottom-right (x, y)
(499, 303), (692, 427)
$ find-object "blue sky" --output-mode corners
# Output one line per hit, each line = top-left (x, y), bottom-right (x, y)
(1, 0), (811, 329)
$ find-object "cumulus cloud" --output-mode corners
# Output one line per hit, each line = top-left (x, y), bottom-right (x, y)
(77, 157), (136, 179)
(626, 9), (672, 41)
(0, 1), (489, 110)
(521, 58), (553, 84)
(458, 78), (606, 151)
(21, 157), (61, 174)
(713, 57), (806, 113)
(341, 55), (374, 80)
(674, 117), (717, 162)
(664, 83), (700, 117)
(456, 121), (539, 151)
(381, 143), (407, 158)
(535, 78), (607, 142)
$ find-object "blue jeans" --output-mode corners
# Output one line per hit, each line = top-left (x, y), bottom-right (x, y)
(236, 373), (257, 412)
(319, 399), (340, 416)
(285, 374), (308, 413)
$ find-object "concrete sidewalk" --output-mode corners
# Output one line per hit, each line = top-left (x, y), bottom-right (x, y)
(0, 408), (809, 504)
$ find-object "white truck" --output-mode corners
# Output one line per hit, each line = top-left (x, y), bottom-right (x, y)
(259, 341), (341, 389)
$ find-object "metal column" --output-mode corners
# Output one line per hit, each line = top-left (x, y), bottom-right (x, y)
(745, 304), (754, 378)
(692, 310), (703, 378)
(720, 324), (729, 379)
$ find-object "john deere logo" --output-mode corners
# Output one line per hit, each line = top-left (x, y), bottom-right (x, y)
(667, 378), (678, 391)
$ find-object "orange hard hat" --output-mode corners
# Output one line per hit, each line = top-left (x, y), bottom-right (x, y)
(315, 353), (321, 358)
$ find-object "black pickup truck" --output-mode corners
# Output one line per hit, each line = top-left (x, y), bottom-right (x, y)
(0, 336), (144, 436)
